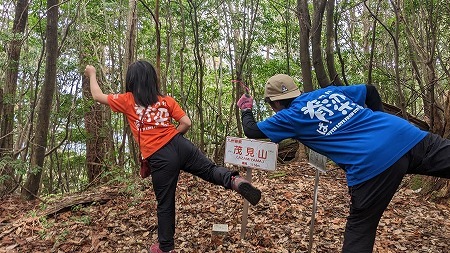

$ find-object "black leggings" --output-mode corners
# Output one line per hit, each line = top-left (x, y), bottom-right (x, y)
(342, 133), (450, 252)
(147, 134), (238, 251)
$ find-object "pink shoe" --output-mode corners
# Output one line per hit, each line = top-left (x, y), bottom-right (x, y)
(149, 243), (176, 253)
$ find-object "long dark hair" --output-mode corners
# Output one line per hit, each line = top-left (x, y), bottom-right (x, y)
(125, 60), (163, 107)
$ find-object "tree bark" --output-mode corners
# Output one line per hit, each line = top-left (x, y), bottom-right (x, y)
(0, 0), (29, 197)
(155, 0), (162, 92)
(367, 0), (382, 85)
(296, 0), (313, 92)
(22, 0), (59, 200)
(188, 0), (206, 151)
(325, 0), (342, 86)
(390, 0), (408, 119)
(163, 0), (173, 94)
(311, 0), (330, 88)
(179, 0), (186, 106)
(82, 73), (108, 185)
(124, 0), (139, 171)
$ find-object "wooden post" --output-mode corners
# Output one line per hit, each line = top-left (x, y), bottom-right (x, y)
(240, 167), (253, 239)
(308, 168), (320, 253)
(307, 149), (327, 253)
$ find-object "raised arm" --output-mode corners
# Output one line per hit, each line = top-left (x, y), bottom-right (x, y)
(84, 65), (109, 105)
(241, 110), (267, 139)
(237, 94), (267, 139)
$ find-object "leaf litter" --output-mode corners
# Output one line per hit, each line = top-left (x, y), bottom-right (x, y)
(1, 160), (449, 252)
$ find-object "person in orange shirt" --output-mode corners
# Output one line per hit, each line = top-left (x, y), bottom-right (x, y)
(84, 60), (261, 253)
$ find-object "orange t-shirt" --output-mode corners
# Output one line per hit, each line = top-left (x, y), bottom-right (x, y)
(108, 92), (186, 159)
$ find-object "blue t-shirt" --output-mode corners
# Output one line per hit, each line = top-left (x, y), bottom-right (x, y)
(257, 85), (427, 186)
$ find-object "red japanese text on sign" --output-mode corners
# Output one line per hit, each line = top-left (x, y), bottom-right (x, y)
(224, 137), (278, 171)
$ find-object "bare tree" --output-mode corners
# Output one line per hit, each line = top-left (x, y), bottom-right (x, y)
(325, 0), (342, 86)
(187, 0), (206, 151)
(122, 0), (139, 170)
(22, 0), (59, 200)
(139, 0), (162, 90)
(363, 1), (408, 119)
(366, 0), (382, 85)
(311, 0), (330, 87)
(296, 0), (313, 91)
(82, 72), (109, 185)
(222, 0), (260, 137)
(0, 0), (29, 197)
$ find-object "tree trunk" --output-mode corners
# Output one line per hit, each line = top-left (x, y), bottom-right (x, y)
(399, 0), (449, 199)
(125, 0), (137, 70)
(22, 0), (59, 200)
(296, 0), (313, 92)
(325, 0), (342, 86)
(124, 0), (138, 171)
(155, 0), (162, 92)
(188, 0), (206, 151)
(179, 0), (186, 106)
(311, 0), (330, 88)
(0, 0), (29, 197)
(284, 0), (291, 75)
(390, 0), (408, 119)
(224, 0), (259, 137)
(367, 0), (382, 85)
(82, 73), (108, 185)
(163, 0), (173, 94)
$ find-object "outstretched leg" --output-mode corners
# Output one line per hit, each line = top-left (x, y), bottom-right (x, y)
(173, 134), (261, 205)
(406, 132), (450, 178)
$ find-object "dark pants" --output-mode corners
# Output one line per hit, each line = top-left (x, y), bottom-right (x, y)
(342, 133), (450, 252)
(147, 134), (237, 251)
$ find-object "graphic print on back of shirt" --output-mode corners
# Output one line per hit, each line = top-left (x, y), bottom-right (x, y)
(134, 100), (171, 131)
(301, 90), (363, 136)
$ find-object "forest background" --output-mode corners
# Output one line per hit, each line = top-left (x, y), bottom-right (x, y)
(0, 0), (449, 202)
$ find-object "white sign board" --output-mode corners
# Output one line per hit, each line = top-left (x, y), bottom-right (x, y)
(224, 136), (278, 171)
(308, 149), (327, 173)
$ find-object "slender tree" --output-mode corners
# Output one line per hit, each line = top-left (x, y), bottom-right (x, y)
(325, 0), (342, 85)
(311, 0), (330, 87)
(22, 0), (59, 200)
(296, 0), (313, 91)
(0, 0), (29, 197)
(187, 0), (206, 151)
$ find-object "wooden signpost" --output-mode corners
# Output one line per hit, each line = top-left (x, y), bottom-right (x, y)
(222, 137), (327, 250)
(307, 149), (328, 253)
(224, 136), (278, 239)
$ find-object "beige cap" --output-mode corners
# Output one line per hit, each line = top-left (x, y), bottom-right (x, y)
(264, 74), (301, 101)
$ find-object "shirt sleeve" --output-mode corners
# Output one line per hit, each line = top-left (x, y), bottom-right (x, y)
(241, 110), (267, 139)
(339, 84), (384, 112)
(339, 84), (367, 107)
(108, 93), (133, 113)
(257, 111), (297, 143)
(167, 96), (186, 121)
(365, 85), (384, 112)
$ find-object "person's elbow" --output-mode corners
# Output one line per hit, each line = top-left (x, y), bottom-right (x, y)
(183, 117), (192, 129)
(178, 116), (191, 133)
(92, 93), (109, 105)
(242, 127), (252, 138)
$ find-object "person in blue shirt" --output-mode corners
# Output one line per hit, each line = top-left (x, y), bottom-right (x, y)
(237, 74), (450, 253)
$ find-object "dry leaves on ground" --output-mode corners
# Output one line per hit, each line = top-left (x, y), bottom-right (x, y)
(1, 160), (449, 252)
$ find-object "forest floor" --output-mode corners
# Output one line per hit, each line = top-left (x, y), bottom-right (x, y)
(1, 159), (450, 253)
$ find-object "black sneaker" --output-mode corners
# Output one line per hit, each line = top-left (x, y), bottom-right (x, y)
(231, 176), (261, 205)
